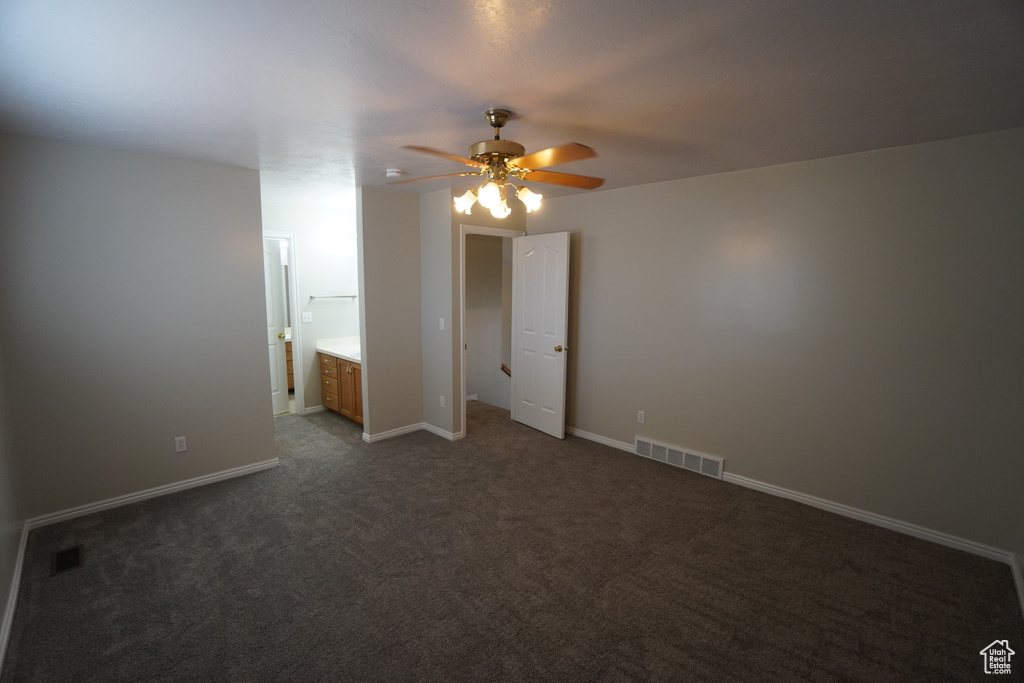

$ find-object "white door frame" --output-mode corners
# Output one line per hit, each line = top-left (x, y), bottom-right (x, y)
(459, 223), (524, 436)
(263, 231), (304, 415)
(264, 237), (289, 414)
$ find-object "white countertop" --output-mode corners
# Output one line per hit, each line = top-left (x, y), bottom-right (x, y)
(316, 336), (361, 363)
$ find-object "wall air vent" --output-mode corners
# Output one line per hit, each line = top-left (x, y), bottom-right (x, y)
(635, 437), (723, 480)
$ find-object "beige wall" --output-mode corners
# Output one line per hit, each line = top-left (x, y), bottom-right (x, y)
(528, 128), (1024, 556)
(419, 189), (456, 434)
(357, 186), (424, 436)
(0, 133), (276, 518)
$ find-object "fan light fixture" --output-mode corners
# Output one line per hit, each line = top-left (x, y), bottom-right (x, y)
(393, 109), (604, 219)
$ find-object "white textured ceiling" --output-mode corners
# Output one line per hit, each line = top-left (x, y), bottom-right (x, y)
(1, 0), (1022, 201)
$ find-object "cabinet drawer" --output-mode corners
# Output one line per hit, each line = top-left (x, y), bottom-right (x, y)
(320, 353), (338, 379)
(322, 392), (340, 412)
(321, 376), (339, 396)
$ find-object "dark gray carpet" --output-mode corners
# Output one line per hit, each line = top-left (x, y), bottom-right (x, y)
(3, 402), (1022, 682)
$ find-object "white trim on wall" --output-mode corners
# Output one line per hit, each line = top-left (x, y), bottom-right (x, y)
(25, 459), (279, 530)
(566, 426), (633, 453)
(263, 231), (304, 416)
(423, 424), (464, 441)
(0, 457), (278, 673)
(362, 423), (426, 443)
(566, 425), (1024, 621)
(725, 472), (1024, 622)
(3, 423), (1021, 669)
(722, 473), (1014, 564)
(361, 423), (467, 443)
(0, 521), (29, 672)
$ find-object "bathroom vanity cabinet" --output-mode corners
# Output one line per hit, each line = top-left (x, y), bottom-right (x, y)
(319, 352), (362, 424)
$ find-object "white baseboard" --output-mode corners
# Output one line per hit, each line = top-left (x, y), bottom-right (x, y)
(361, 423), (466, 443)
(423, 423), (464, 441)
(0, 520), (29, 674)
(363, 423), (426, 443)
(25, 459), (279, 530)
(0, 457), (278, 673)
(566, 426), (634, 453)
(722, 472), (1015, 565)
(569, 424), (1024, 622)
(466, 394), (478, 402)
(3, 428), (1022, 663)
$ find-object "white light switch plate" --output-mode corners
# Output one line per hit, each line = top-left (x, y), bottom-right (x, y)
(302, 312), (313, 323)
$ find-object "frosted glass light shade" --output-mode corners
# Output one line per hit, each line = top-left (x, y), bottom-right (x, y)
(477, 181), (502, 209)
(489, 199), (511, 218)
(517, 186), (542, 212)
(454, 189), (477, 214)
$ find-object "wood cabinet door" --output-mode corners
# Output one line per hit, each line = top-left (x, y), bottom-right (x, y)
(339, 363), (356, 420)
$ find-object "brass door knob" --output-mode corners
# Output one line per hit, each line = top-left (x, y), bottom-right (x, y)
(277, 333), (286, 339)
(554, 345), (563, 352)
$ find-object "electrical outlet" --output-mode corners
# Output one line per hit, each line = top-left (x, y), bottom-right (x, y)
(174, 436), (188, 453)
(637, 410), (645, 424)
(439, 317), (445, 331)
(439, 395), (445, 408)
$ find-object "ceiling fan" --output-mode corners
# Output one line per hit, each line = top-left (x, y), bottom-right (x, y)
(391, 108), (604, 218)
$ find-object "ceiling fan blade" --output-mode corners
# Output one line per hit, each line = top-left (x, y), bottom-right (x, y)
(402, 145), (488, 169)
(388, 172), (480, 185)
(509, 143), (597, 171)
(521, 169), (605, 190)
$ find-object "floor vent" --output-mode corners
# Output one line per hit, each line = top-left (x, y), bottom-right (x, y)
(635, 437), (723, 480)
(50, 545), (84, 576)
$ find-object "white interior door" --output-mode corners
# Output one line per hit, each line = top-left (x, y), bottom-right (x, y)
(263, 238), (289, 415)
(512, 231), (569, 438)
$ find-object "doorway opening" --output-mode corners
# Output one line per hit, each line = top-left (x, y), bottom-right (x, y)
(263, 232), (303, 416)
(459, 225), (523, 435)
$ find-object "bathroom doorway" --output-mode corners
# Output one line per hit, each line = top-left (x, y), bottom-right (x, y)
(263, 232), (302, 416)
